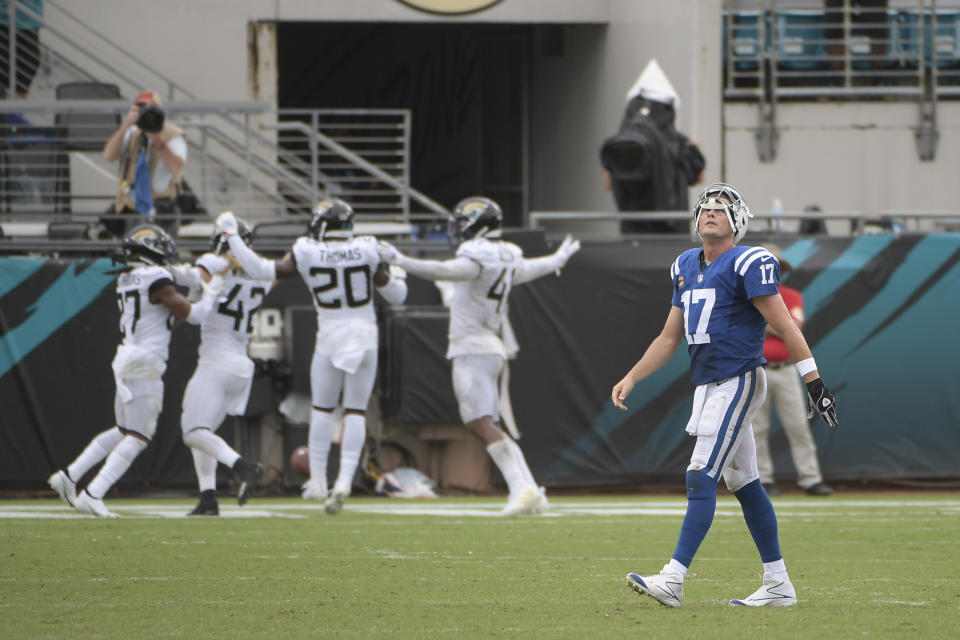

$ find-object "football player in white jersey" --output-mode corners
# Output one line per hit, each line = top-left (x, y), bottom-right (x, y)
(48, 224), (222, 517)
(215, 199), (407, 515)
(377, 196), (581, 516)
(612, 183), (838, 607)
(176, 219), (273, 516)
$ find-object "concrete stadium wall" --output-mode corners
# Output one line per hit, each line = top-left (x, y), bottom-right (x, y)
(46, 0), (958, 220)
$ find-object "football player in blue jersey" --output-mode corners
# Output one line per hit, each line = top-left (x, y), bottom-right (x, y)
(612, 183), (838, 608)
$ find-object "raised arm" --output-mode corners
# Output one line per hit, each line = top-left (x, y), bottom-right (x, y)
(377, 241), (480, 282)
(514, 235), (581, 285)
(217, 211), (298, 280)
(611, 305), (685, 410)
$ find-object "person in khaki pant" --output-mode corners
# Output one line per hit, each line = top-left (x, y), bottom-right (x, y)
(754, 245), (833, 497)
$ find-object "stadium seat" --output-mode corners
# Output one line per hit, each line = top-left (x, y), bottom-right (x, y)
(54, 82), (122, 152)
(775, 10), (828, 73)
(893, 9), (960, 71)
(723, 10), (767, 90)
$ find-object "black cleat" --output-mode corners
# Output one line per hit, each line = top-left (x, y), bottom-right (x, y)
(234, 459), (264, 506)
(188, 489), (219, 516)
(805, 482), (833, 496)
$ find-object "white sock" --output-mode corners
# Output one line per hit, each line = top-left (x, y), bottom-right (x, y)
(486, 438), (525, 495)
(67, 427), (123, 480)
(506, 438), (537, 487)
(191, 449), (218, 492)
(183, 427), (241, 468)
(309, 409), (333, 485)
(85, 435), (148, 499)
(334, 413), (366, 494)
(762, 559), (789, 582)
(667, 559), (689, 578)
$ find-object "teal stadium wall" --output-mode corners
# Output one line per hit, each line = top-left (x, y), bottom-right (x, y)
(2, 234), (959, 488)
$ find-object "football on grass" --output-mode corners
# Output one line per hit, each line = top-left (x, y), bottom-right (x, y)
(290, 445), (310, 478)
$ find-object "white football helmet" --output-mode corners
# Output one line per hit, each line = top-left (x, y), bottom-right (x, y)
(693, 182), (752, 243)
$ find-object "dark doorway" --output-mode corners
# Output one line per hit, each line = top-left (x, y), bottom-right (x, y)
(277, 22), (528, 226)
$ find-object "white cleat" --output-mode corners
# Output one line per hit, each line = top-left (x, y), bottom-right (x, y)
(301, 479), (328, 501)
(324, 489), (348, 515)
(730, 573), (797, 607)
(626, 566), (684, 608)
(48, 470), (77, 507)
(499, 486), (544, 517)
(531, 486), (549, 515)
(74, 490), (118, 518)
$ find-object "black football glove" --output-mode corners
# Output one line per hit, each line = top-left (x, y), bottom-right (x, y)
(806, 378), (838, 428)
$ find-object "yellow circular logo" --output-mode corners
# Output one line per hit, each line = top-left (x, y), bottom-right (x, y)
(396, 0), (503, 15)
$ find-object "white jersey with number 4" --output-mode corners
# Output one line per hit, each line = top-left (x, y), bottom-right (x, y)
(292, 235), (382, 355)
(447, 237), (524, 360)
(194, 253), (274, 370)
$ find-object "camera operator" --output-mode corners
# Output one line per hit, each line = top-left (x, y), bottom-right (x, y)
(101, 90), (187, 237)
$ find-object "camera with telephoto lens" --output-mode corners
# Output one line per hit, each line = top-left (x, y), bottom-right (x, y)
(136, 103), (165, 134)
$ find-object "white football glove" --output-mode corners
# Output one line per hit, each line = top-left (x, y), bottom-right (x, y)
(377, 240), (400, 264)
(556, 234), (581, 264)
(215, 211), (238, 236)
(388, 264), (407, 280)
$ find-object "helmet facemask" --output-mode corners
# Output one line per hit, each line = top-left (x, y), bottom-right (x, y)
(693, 183), (752, 243)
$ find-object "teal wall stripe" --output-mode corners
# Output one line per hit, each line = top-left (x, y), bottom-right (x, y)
(801, 235), (894, 315)
(0, 257), (45, 299)
(548, 349), (690, 476)
(0, 258), (116, 379)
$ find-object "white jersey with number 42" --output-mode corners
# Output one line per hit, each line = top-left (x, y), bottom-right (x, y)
(195, 253), (274, 362)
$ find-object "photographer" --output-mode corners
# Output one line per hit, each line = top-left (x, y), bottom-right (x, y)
(101, 90), (187, 237)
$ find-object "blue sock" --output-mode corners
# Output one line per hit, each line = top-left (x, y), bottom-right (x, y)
(671, 469), (718, 568)
(734, 478), (782, 563)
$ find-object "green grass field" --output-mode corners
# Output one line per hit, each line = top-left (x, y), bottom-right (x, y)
(2, 493), (958, 639)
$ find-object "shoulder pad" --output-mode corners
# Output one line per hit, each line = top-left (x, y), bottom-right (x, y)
(732, 246), (777, 276)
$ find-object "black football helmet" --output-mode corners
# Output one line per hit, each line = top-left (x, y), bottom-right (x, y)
(122, 224), (177, 265)
(449, 196), (503, 242)
(693, 182), (752, 243)
(308, 198), (354, 240)
(210, 217), (252, 255)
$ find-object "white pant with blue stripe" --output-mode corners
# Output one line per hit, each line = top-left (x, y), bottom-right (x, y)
(685, 367), (767, 491)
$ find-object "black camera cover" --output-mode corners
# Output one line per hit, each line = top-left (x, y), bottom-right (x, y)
(136, 104), (165, 134)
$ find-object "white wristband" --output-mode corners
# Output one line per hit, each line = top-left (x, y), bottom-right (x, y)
(795, 357), (817, 377)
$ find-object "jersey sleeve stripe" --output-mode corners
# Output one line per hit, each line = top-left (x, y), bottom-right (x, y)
(733, 246), (764, 272)
(671, 257), (681, 280)
(737, 250), (776, 276)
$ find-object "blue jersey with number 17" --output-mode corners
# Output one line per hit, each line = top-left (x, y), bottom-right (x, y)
(670, 245), (781, 385)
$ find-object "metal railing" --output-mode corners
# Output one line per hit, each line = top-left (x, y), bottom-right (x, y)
(0, 100), (449, 234)
(0, 0), (447, 225)
(527, 209), (960, 238)
(724, 0), (960, 99)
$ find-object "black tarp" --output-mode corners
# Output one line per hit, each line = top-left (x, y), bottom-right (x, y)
(3, 234), (960, 488)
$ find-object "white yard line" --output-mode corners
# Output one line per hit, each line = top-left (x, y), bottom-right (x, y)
(1, 499), (957, 519)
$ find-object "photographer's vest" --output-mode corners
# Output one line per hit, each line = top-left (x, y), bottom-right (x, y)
(115, 122), (185, 213)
